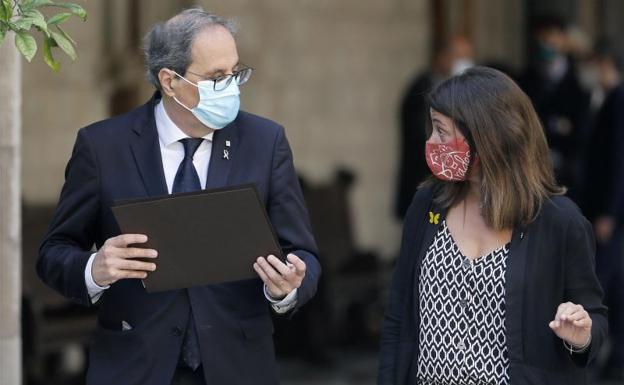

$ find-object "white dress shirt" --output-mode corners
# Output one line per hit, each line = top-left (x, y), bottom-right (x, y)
(84, 100), (297, 313)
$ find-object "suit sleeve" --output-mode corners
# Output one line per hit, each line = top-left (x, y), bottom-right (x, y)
(564, 211), (609, 366)
(37, 128), (100, 306)
(267, 126), (320, 311)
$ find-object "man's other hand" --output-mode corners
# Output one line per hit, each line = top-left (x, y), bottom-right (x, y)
(253, 254), (306, 299)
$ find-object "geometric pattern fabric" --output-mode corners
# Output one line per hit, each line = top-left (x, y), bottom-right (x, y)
(417, 221), (510, 385)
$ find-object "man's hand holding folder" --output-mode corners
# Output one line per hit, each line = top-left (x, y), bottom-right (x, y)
(91, 234), (158, 287)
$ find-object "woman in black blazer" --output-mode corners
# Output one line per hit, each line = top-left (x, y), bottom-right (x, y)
(378, 67), (607, 385)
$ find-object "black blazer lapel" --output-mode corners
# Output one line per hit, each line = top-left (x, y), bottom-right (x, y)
(416, 205), (447, 271)
(129, 94), (168, 197)
(405, 199), (447, 381)
(412, 204), (447, 310)
(205, 120), (239, 190)
(504, 225), (528, 363)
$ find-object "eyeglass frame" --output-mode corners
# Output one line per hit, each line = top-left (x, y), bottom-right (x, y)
(176, 65), (254, 91)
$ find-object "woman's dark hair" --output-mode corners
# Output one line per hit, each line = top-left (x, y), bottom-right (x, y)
(422, 66), (565, 230)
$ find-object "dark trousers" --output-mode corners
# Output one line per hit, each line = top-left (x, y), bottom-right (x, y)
(171, 366), (206, 385)
(595, 229), (624, 369)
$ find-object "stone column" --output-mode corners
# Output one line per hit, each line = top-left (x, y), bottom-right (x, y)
(0, 33), (22, 385)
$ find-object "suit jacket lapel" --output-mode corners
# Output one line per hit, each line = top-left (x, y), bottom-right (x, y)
(205, 120), (239, 190)
(129, 94), (168, 197)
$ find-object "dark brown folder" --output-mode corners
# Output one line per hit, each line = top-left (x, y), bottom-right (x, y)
(111, 185), (282, 292)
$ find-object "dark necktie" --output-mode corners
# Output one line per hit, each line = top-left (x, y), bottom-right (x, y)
(172, 138), (204, 194)
(173, 137), (203, 370)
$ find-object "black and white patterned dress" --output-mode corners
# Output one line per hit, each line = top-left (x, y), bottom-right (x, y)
(417, 221), (510, 385)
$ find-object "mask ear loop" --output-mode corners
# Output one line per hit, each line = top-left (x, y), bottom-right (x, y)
(169, 70), (199, 111)
(171, 70), (199, 88)
(451, 121), (473, 223)
(461, 123), (478, 170)
(459, 123), (484, 211)
(453, 121), (478, 180)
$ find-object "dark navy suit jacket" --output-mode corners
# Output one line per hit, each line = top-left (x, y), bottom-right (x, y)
(378, 186), (607, 385)
(37, 93), (321, 385)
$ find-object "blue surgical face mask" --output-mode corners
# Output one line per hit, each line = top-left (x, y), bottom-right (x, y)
(172, 71), (240, 129)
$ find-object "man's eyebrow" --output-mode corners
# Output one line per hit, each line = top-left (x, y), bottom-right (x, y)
(203, 68), (226, 77)
(199, 62), (241, 77)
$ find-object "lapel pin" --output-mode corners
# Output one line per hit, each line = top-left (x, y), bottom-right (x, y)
(225, 140), (231, 147)
(223, 149), (230, 160)
(428, 211), (440, 225)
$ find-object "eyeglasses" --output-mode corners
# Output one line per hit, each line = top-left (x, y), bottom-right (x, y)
(183, 66), (254, 91)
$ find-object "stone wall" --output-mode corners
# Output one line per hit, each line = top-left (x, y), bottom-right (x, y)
(21, 1), (108, 204)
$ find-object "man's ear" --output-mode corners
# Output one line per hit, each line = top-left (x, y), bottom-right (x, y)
(159, 68), (176, 97)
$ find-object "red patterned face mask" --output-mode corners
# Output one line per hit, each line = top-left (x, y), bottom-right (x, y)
(425, 139), (473, 182)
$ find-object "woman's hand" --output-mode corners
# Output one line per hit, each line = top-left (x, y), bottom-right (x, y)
(549, 302), (592, 348)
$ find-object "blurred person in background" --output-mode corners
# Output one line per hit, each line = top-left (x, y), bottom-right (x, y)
(395, 36), (474, 220)
(519, 15), (591, 202)
(581, 41), (624, 382)
(379, 67), (607, 385)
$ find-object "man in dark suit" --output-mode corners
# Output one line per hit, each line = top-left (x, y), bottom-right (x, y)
(37, 8), (320, 385)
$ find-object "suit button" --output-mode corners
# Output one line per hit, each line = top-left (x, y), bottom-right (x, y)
(172, 326), (183, 337)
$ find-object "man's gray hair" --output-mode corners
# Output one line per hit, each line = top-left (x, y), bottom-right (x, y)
(143, 7), (237, 90)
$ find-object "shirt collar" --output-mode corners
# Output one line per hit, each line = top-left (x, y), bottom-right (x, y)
(154, 100), (214, 147)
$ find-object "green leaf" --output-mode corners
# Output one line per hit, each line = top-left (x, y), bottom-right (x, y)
(47, 12), (70, 25)
(17, 9), (49, 37)
(50, 29), (75, 60)
(11, 17), (33, 30)
(42, 35), (60, 71)
(56, 24), (74, 45)
(21, 0), (54, 11)
(14, 31), (37, 61)
(24, 9), (47, 30)
(35, 25), (50, 37)
(54, 3), (86, 21)
(0, 26), (6, 46)
(0, 0), (13, 21)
